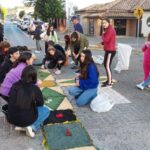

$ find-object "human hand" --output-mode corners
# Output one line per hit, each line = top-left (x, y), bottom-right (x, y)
(41, 65), (45, 69)
(37, 79), (42, 86)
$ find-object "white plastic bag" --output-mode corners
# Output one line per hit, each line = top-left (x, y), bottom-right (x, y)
(114, 43), (132, 73)
(90, 93), (114, 113)
(92, 55), (104, 65)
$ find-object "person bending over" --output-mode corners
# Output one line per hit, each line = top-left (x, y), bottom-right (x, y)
(41, 46), (66, 75)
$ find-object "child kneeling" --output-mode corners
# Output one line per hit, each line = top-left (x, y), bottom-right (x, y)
(7, 65), (50, 138)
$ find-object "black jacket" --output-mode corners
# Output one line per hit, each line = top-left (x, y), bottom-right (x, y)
(7, 80), (44, 127)
(34, 25), (42, 40)
(43, 49), (66, 65)
(0, 57), (13, 84)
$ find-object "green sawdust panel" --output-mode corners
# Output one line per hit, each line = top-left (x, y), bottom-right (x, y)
(43, 122), (93, 150)
(38, 70), (50, 80)
(145, 87), (150, 91)
(34, 66), (40, 70)
(42, 87), (65, 110)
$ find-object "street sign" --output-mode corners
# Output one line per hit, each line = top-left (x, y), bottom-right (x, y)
(134, 7), (144, 19)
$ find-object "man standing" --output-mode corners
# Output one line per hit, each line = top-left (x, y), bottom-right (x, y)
(0, 21), (4, 42)
(71, 16), (84, 34)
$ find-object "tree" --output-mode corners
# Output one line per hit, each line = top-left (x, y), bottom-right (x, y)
(19, 10), (25, 19)
(34, 0), (66, 22)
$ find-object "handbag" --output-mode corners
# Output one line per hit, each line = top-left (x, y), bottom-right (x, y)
(40, 32), (49, 41)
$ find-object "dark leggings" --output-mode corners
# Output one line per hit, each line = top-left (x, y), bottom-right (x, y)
(45, 42), (48, 55)
(48, 61), (64, 70)
(104, 51), (116, 84)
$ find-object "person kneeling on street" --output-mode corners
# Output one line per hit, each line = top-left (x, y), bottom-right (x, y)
(69, 50), (99, 106)
(7, 65), (50, 138)
(41, 46), (66, 75)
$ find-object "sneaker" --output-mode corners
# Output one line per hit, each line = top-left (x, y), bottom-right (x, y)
(26, 126), (35, 138)
(55, 69), (61, 75)
(136, 83), (144, 90)
(35, 50), (41, 54)
(71, 66), (78, 69)
(101, 80), (108, 85)
(101, 83), (112, 88)
(15, 126), (26, 131)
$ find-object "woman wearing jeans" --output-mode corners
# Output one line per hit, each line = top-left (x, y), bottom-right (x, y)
(7, 65), (50, 138)
(101, 18), (116, 87)
(69, 50), (99, 106)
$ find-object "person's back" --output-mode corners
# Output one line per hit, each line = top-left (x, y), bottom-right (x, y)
(7, 80), (43, 127)
(7, 65), (49, 138)
(0, 62), (26, 97)
(54, 44), (65, 56)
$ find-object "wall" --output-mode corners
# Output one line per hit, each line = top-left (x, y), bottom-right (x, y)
(142, 11), (150, 37)
(126, 19), (137, 36)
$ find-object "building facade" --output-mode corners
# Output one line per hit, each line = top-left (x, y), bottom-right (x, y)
(76, 0), (150, 37)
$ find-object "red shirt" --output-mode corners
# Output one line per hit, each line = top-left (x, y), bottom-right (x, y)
(142, 42), (150, 61)
(102, 25), (116, 51)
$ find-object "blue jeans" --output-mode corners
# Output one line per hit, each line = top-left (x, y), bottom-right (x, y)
(69, 86), (97, 106)
(31, 106), (50, 132)
(142, 75), (150, 87)
(36, 40), (41, 51)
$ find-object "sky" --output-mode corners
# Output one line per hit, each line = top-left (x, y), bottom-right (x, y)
(0, 0), (114, 9)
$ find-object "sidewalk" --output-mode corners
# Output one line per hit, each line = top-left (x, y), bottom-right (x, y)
(57, 31), (145, 50)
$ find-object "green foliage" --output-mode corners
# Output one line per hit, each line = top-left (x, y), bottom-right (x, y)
(19, 10), (25, 19)
(35, 0), (66, 22)
(0, 6), (7, 20)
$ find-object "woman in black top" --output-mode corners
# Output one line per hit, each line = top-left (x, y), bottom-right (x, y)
(0, 47), (20, 84)
(7, 65), (50, 138)
(41, 46), (66, 75)
(0, 41), (10, 65)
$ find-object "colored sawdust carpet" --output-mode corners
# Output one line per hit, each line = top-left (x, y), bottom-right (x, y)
(39, 80), (57, 87)
(57, 97), (73, 110)
(38, 70), (50, 80)
(43, 122), (93, 150)
(57, 76), (117, 87)
(42, 87), (65, 110)
(44, 109), (77, 125)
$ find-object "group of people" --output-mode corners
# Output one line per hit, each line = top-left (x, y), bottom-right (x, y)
(3, 15), (144, 138)
(0, 44), (50, 138)
(0, 16), (116, 138)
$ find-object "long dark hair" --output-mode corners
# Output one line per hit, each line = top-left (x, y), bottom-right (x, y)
(13, 52), (32, 68)
(71, 32), (79, 41)
(64, 35), (71, 50)
(47, 25), (54, 36)
(15, 65), (37, 109)
(80, 50), (99, 79)
(7, 46), (19, 58)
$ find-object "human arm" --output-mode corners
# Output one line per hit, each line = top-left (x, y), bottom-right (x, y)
(34, 86), (44, 106)
(79, 64), (98, 89)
